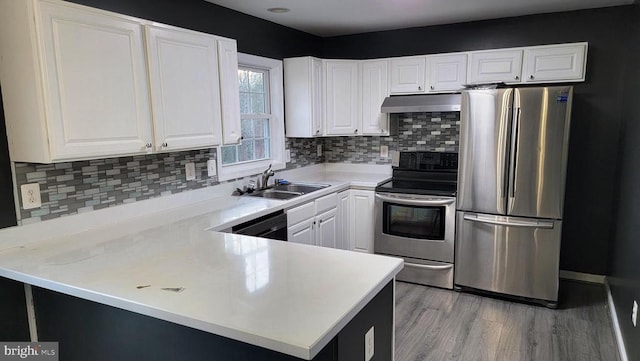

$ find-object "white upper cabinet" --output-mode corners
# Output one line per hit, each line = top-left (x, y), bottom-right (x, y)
(145, 25), (222, 152)
(0, 0), (241, 163)
(427, 53), (468, 92)
(217, 39), (242, 144)
(36, 0), (153, 161)
(390, 56), (427, 94)
(522, 43), (587, 83)
(360, 60), (390, 135)
(283, 57), (324, 137)
(325, 60), (360, 135)
(468, 49), (523, 84)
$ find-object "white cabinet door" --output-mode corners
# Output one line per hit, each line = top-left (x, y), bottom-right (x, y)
(337, 190), (351, 250)
(288, 218), (315, 245)
(283, 57), (324, 137)
(427, 53), (468, 92)
(218, 39), (242, 144)
(145, 25), (222, 152)
(316, 208), (338, 248)
(468, 49), (523, 84)
(390, 57), (426, 94)
(350, 189), (375, 253)
(522, 43), (587, 83)
(37, 1), (153, 160)
(325, 60), (360, 135)
(361, 60), (390, 135)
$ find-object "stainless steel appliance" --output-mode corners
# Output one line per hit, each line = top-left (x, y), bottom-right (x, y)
(375, 151), (458, 289)
(455, 86), (573, 307)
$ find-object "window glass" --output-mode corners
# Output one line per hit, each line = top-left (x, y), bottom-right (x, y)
(222, 67), (271, 165)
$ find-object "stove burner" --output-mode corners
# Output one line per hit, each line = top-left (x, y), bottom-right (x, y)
(376, 151), (458, 196)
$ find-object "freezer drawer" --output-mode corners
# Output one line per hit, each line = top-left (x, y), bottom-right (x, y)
(454, 211), (562, 302)
(395, 256), (453, 289)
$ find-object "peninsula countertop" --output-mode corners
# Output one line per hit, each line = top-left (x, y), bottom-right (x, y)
(0, 164), (400, 360)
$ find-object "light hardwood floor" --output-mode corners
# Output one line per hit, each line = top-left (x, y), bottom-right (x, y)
(395, 280), (619, 361)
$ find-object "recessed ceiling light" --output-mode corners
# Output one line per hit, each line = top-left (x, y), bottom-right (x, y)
(267, 7), (290, 14)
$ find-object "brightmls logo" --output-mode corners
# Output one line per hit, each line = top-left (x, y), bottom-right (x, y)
(0, 343), (58, 360)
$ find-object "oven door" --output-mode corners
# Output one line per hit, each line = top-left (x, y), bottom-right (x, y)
(374, 192), (455, 262)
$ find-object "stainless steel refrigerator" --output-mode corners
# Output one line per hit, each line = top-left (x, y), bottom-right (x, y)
(455, 86), (573, 307)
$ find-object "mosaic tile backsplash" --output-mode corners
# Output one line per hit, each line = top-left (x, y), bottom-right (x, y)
(13, 112), (457, 223)
(324, 112), (460, 163)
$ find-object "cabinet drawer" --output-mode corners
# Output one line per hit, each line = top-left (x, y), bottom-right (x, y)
(287, 202), (315, 226)
(315, 193), (338, 214)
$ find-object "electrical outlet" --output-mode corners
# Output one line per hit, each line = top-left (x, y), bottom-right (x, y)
(633, 300), (638, 327)
(207, 159), (217, 177)
(317, 144), (323, 157)
(185, 162), (196, 181)
(20, 183), (41, 210)
(380, 145), (389, 158)
(285, 149), (291, 163)
(364, 326), (374, 361)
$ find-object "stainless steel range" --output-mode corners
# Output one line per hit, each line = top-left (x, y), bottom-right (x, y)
(374, 151), (458, 289)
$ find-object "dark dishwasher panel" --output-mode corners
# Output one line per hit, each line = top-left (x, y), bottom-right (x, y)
(231, 210), (288, 241)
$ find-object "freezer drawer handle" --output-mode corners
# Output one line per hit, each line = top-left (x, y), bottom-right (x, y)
(463, 214), (554, 229)
(405, 262), (453, 271)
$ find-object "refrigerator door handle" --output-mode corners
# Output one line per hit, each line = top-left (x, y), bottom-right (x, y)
(509, 106), (521, 199)
(463, 214), (554, 229)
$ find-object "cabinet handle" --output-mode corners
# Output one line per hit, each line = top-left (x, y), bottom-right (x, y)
(529, 75), (534, 80)
(430, 85), (434, 90)
(316, 129), (320, 134)
(354, 129), (358, 134)
(145, 143), (152, 148)
(514, 75), (520, 80)
(162, 142), (168, 147)
(418, 86), (422, 91)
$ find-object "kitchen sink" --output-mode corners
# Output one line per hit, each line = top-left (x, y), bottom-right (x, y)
(249, 190), (304, 200)
(248, 183), (330, 200)
(272, 183), (330, 194)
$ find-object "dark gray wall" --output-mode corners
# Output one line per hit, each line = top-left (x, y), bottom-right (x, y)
(0, 87), (16, 228)
(322, 7), (631, 275)
(67, 0), (322, 60)
(610, 3), (640, 360)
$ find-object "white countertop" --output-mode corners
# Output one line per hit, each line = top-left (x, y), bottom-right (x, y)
(0, 164), (399, 360)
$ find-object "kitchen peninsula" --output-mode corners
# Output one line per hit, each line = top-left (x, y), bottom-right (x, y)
(0, 174), (402, 361)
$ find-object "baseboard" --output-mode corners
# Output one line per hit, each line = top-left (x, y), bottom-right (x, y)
(605, 278), (629, 361)
(559, 270), (606, 284)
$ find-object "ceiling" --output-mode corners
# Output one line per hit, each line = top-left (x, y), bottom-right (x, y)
(204, 0), (634, 37)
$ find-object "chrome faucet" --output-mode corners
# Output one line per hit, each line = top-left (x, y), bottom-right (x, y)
(260, 164), (275, 189)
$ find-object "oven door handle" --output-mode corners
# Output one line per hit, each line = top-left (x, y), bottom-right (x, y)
(375, 193), (455, 206)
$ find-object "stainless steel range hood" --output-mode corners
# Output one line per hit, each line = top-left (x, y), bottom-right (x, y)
(380, 93), (461, 113)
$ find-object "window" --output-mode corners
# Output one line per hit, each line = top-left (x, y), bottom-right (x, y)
(217, 54), (285, 181)
(221, 67), (271, 165)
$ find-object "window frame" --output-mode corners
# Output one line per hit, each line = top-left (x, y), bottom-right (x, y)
(216, 53), (285, 181)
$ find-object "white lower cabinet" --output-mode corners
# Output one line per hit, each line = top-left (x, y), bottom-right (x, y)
(350, 189), (375, 253)
(337, 190), (351, 250)
(316, 208), (338, 248)
(288, 218), (315, 245)
(287, 193), (339, 248)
